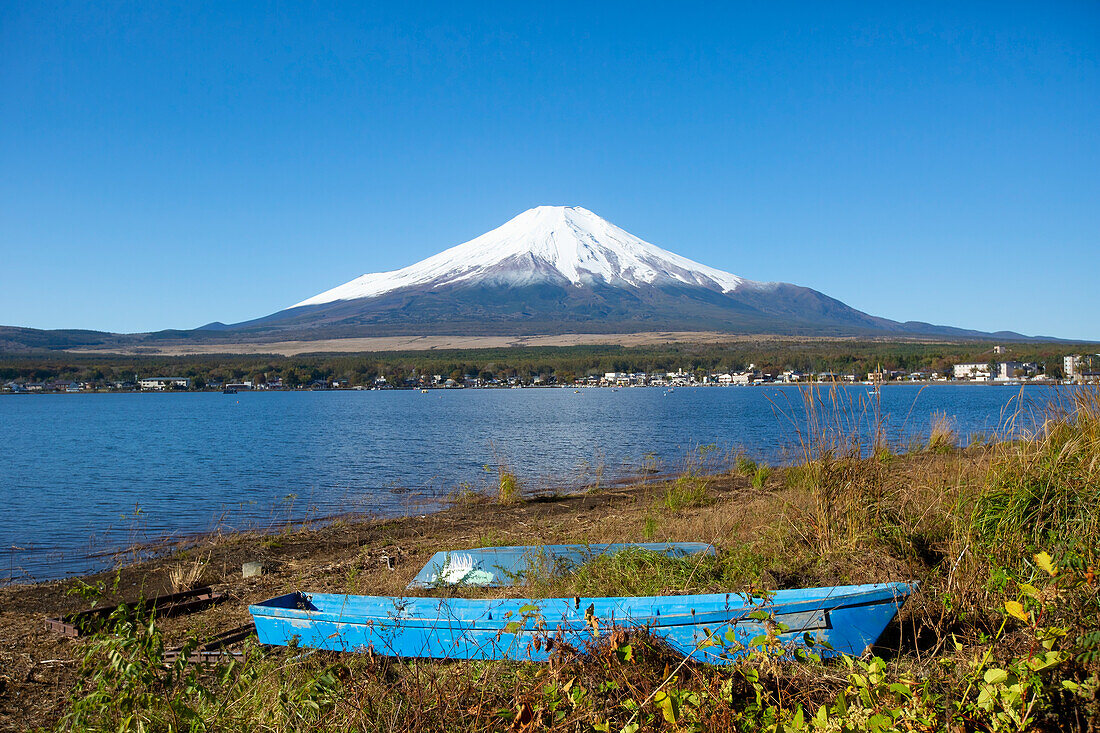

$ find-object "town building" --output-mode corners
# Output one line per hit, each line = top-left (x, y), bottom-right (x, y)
(138, 377), (191, 390)
(953, 363), (991, 381)
(1065, 355), (1084, 380)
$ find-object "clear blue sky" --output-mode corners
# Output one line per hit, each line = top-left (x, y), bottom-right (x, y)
(2, 2), (1097, 339)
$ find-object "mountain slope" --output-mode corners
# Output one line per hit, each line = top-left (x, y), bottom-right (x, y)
(0, 206), (1047, 351)
(234, 205), (947, 338)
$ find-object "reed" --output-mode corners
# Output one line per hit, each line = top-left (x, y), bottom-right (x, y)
(926, 410), (957, 453)
(166, 555), (207, 594)
(972, 386), (1100, 565)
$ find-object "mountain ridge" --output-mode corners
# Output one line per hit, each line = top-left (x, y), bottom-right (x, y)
(0, 206), (1059, 352)
(243, 205), (1000, 340)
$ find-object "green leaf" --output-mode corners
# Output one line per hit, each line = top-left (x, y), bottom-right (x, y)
(748, 609), (770, 621)
(868, 713), (894, 732)
(654, 691), (678, 723)
(984, 668), (1009, 685)
(518, 604), (540, 614)
(1027, 651), (1064, 671)
(1018, 583), (1041, 598)
(503, 621), (522, 634)
(888, 683), (913, 699)
(620, 724), (640, 733)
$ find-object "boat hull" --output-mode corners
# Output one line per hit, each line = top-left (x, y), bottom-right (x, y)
(249, 582), (912, 664)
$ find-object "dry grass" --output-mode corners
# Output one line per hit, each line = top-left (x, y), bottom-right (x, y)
(166, 554), (208, 593)
(927, 410), (957, 452)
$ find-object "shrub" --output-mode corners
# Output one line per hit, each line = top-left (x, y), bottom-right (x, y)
(498, 470), (521, 505)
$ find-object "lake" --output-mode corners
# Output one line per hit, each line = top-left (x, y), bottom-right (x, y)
(0, 384), (1057, 582)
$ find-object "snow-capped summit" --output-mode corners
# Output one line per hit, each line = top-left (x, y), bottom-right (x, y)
(292, 206), (752, 308)
(227, 204), (974, 340)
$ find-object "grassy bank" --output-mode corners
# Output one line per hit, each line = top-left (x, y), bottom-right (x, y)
(2, 388), (1098, 731)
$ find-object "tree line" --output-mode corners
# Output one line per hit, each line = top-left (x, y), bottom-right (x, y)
(0, 339), (1092, 388)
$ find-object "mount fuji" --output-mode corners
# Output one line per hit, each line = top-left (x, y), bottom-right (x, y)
(0, 205), (1036, 353)
(225, 205), (991, 340)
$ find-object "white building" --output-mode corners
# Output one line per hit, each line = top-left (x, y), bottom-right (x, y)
(1065, 355), (1084, 379)
(138, 377), (191, 390)
(729, 371), (755, 385)
(953, 363), (991, 381)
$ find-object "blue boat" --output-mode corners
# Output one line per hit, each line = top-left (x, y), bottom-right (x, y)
(407, 542), (718, 589)
(249, 582), (913, 664)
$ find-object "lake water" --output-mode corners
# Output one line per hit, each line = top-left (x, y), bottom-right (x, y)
(0, 385), (1058, 582)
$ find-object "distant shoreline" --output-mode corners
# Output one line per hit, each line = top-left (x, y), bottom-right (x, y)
(2, 376), (1073, 394)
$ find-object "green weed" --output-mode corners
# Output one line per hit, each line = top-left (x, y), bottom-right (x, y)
(751, 465), (772, 489)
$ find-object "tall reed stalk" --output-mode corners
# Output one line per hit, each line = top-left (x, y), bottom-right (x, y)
(770, 385), (888, 554)
(972, 385), (1100, 564)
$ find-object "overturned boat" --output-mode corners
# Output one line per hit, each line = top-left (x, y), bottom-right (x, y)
(407, 542), (718, 589)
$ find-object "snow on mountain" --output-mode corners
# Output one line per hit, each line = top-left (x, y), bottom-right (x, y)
(292, 206), (753, 308)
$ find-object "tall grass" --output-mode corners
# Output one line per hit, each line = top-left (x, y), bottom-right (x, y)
(972, 386), (1100, 565)
(771, 385), (889, 554)
(927, 410), (957, 453)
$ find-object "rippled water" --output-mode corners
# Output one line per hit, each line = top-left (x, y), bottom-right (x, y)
(0, 384), (1055, 582)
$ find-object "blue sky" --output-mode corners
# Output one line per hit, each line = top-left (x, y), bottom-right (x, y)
(2, 2), (1097, 339)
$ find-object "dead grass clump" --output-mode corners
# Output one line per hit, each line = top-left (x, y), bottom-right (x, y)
(167, 554), (207, 593)
(927, 410), (957, 453)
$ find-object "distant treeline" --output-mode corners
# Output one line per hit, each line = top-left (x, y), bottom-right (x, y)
(1, 340), (1093, 388)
